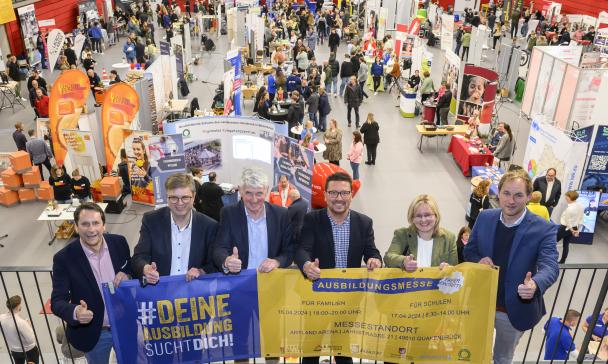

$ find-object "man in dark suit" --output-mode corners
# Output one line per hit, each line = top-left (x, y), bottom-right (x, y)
(51, 202), (132, 364)
(132, 173), (218, 285)
(465, 169), (559, 364)
(214, 167), (294, 274)
(533, 168), (561, 216)
(295, 172), (382, 364)
(197, 171), (225, 221)
(287, 189), (308, 244)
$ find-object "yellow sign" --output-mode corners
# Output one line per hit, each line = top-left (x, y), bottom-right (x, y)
(0, 0), (16, 24)
(258, 263), (498, 363)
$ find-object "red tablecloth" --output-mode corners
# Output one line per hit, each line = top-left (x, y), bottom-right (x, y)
(448, 136), (494, 176)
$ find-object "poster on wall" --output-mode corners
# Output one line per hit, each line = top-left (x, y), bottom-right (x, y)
(582, 125), (608, 190)
(17, 5), (40, 64)
(570, 70), (604, 127)
(224, 49), (242, 116)
(101, 83), (140, 171)
(163, 117), (274, 185)
(456, 65), (498, 123)
(49, 70), (91, 167)
(440, 14), (454, 52)
(123, 130), (154, 205)
(441, 50), (460, 115)
(272, 135), (314, 208)
(62, 129), (102, 182)
(148, 134), (186, 205)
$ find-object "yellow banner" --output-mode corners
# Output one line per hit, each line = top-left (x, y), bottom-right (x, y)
(0, 0), (16, 24)
(258, 263), (498, 363)
(49, 70), (90, 167)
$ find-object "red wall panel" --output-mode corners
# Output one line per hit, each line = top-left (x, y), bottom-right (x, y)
(6, 0), (107, 58)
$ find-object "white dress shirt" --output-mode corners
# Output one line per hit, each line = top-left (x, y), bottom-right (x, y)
(560, 202), (585, 231)
(416, 236), (434, 268)
(546, 180), (554, 202)
(170, 211), (193, 275)
(0, 312), (36, 352)
(245, 206), (269, 270)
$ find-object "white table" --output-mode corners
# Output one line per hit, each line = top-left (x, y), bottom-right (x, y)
(314, 143), (326, 157)
(290, 125), (318, 136)
(37, 203), (108, 245)
(111, 62), (131, 69)
(0, 81), (25, 112)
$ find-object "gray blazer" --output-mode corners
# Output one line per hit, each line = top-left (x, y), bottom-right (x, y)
(494, 133), (513, 160)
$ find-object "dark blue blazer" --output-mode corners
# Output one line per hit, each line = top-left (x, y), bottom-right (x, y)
(213, 201), (294, 270)
(464, 209), (559, 331)
(295, 208), (382, 270)
(51, 233), (132, 352)
(132, 207), (218, 277)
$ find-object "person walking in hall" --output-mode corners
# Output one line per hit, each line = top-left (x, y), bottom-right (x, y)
(339, 53), (354, 97)
(213, 167), (294, 275)
(318, 86), (331, 132)
(533, 168), (561, 217)
(359, 113), (379, 165)
(296, 171), (382, 364)
(323, 119), (342, 166)
(384, 194), (458, 271)
(511, 7), (521, 39)
(461, 29), (471, 61)
(51, 203), (132, 364)
(12, 123), (27, 151)
(357, 56), (369, 100)
(370, 56), (383, 96)
(493, 23), (503, 50)
(344, 76), (363, 128)
(25, 129), (53, 181)
(465, 169), (559, 364)
(328, 53), (340, 97)
(132, 173), (219, 283)
(328, 28), (340, 54)
(557, 191), (585, 264)
(468, 179), (491, 229)
(0, 295), (40, 364)
(347, 131), (364, 180)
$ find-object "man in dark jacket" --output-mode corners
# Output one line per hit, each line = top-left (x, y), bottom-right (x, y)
(435, 84), (452, 125)
(197, 172), (225, 222)
(339, 53), (354, 96)
(328, 28), (340, 54)
(12, 122), (27, 151)
(287, 189), (308, 244)
(6, 55), (25, 100)
(328, 53), (340, 97)
(287, 91), (304, 137)
(318, 87), (331, 132)
(286, 68), (302, 94)
(64, 45), (78, 67)
(344, 76), (362, 127)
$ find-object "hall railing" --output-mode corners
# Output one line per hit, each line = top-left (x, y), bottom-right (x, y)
(0, 264), (607, 363)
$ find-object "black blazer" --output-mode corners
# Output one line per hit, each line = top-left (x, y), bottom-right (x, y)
(295, 208), (382, 271)
(533, 176), (561, 208)
(287, 197), (308, 244)
(213, 201), (294, 270)
(198, 182), (224, 221)
(131, 207), (218, 277)
(51, 234), (131, 352)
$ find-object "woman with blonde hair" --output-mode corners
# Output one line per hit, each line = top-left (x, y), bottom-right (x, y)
(468, 179), (491, 228)
(323, 119), (342, 165)
(359, 113), (380, 165)
(527, 191), (550, 221)
(384, 194), (458, 271)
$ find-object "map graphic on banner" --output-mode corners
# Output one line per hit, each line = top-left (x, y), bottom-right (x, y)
(272, 135), (314, 207)
(148, 134), (186, 205)
(104, 264), (497, 364)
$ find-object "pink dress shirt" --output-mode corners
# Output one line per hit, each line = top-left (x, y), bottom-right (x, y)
(79, 240), (115, 327)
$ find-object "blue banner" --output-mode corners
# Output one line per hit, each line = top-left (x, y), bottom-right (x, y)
(103, 270), (260, 364)
(225, 50), (242, 116)
(582, 125), (608, 190)
(272, 134), (314, 208)
(148, 134), (186, 206)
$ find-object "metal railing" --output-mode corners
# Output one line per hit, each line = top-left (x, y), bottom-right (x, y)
(1, 264), (607, 363)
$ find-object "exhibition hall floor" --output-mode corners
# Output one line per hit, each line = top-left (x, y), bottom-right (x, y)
(0, 28), (607, 361)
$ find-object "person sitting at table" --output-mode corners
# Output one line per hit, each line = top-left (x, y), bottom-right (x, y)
(258, 91), (271, 119)
(71, 169), (91, 201)
(109, 70), (121, 85)
(468, 179), (491, 229)
(34, 88), (50, 118)
(49, 166), (73, 204)
(300, 120), (315, 140)
(493, 123), (514, 168)
(384, 194), (458, 271)
(408, 70), (421, 90)
(527, 191), (550, 221)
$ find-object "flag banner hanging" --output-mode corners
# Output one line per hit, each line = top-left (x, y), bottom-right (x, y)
(104, 264), (497, 363)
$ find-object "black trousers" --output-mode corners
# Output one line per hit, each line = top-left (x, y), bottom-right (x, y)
(303, 356), (352, 364)
(461, 46), (469, 61)
(557, 225), (573, 263)
(347, 105), (360, 126)
(372, 76), (381, 91)
(35, 157), (53, 181)
(366, 143), (378, 163)
(359, 81), (368, 98)
(493, 36), (501, 49)
(12, 347), (40, 364)
(91, 38), (102, 53)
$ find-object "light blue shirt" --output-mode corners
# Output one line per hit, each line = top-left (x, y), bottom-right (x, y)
(245, 206), (268, 269)
(170, 211), (193, 275)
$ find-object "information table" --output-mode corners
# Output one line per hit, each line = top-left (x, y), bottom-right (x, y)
(471, 166), (505, 195)
(448, 135), (494, 176)
(415, 124), (468, 153)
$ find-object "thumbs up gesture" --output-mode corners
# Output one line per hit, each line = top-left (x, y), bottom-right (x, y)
(304, 258), (321, 281)
(225, 247), (242, 273)
(75, 300), (94, 324)
(402, 255), (418, 273)
(143, 262), (160, 285)
(517, 272), (537, 300)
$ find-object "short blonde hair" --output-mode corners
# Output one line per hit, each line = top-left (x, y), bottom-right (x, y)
(165, 173), (195, 194)
(407, 194), (442, 237)
(530, 191), (542, 203)
(498, 169), (533, 195)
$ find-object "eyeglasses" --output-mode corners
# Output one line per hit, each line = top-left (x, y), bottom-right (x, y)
(414, 214), (435, 220)
(327, 190), (352, 199)
(168, 195), (193, 204)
